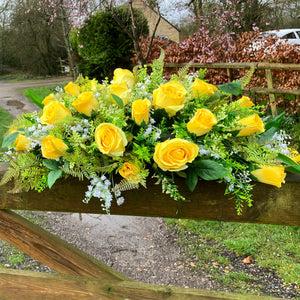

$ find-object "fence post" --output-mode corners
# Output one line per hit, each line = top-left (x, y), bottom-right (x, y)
(264, 68), (277, 117)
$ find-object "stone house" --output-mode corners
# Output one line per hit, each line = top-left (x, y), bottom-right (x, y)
(129, 0), (180, 42)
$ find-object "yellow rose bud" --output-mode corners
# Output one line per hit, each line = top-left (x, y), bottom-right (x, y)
(41, 101), (72, 125)
(119, 162), (140, 183)
(153, 138), (199, 172)
(64, 82), (80, 96)
(95, 123), (128, 157)
(236, 114), (265, 137)
(72, 92), (98, 116)
(132, 99), (151, 125)
(187, 108), (218, 136)
(15, 135), (31, 151)
(251, 165), (286, 188)
(42, 93), (57, 106)
(235, 96), (254, 108)
(107, 82), (130, 105)
(192, 78), (218, 97)
(153, 81), (186, 117)
(41, 135), (68, 159)
(113, 68), (135, 89)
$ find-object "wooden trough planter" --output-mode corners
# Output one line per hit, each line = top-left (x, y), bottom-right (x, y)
(0, 167), (299, 299)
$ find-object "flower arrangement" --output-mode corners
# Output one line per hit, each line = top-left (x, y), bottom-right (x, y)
(1, 54), (300, 215)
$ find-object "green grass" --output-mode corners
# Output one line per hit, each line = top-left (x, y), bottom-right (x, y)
(0, 108), (13, 152)
(167, 219), (300, 290)
(22, 85), (62, 100)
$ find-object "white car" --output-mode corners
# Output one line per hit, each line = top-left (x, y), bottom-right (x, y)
(246, 29), (300, 54)
(261, 29), (300, 46)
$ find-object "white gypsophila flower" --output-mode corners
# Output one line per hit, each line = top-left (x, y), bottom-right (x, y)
(199, 149), (210, 155)
(153, 128), (162, 141)
(264, 144), (272, 149)
(114, 190), (121, 197)
(117, 197), (125, 206)
(281, 149), (290, 155)
(143, 125), (153, 136)
(150, 118), (155, 125)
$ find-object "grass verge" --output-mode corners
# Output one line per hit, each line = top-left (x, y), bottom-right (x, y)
(0, 108), (13, 152)
(167, 219), (300, 294)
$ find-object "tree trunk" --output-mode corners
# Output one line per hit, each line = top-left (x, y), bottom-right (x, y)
(59, 1), (78, 79)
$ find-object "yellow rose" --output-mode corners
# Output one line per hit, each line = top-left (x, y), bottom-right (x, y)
(107, 82), (131, 105)
(251, 165), (286, 188)
(95, 123), (128, 157)
(15, 135), (31, 151)
(132, 99), (151, 125)
(236, 114), (265, 137)
(153, 138), (199, 172)
(153, 81), (186, 117)
(113, 68), (135, 89)
(41, 135), (68, 159)
(72, 92), (98, 116)
(192, 78), (218, 97)
(187, 108), (218, 136)
(64, 82), (80, 96)
(42, 93), (57, 106)
(119, 162), (140, 183)
(235, 96), (254, 108)
(41, 101), (72, 125)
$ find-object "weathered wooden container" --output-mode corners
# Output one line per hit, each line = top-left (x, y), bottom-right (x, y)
(0, 166), (299, 299)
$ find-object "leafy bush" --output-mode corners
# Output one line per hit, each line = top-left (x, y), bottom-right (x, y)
(71, 7), (148, 81)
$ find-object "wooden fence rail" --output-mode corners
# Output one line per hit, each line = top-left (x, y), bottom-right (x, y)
(163, 62), (300, 117)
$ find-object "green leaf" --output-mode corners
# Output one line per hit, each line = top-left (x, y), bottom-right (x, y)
(196, 159), (228, 181)
(277, 153), (299, 166)
(260, 126), (277, 141)
(111, 94), (124, 108)
(285, 166), (300, 175)
(47, 169), (62, 188)
(2, 132), (19, 148)
(26, 89), (44, 108)
(265, 112), (285, 131)
(218, 81), (242, 96)
(185, 168), (198, 192)
(43, 159), (60, 170)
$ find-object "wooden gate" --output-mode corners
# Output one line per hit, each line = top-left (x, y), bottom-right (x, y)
(0, 167), (299, 299)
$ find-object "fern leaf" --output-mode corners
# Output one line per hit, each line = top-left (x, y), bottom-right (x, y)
(113, 178), (139, 192)
(176, 62), (192, 81)
(0, 168), (19, 186)
(239, 63), (255, 88)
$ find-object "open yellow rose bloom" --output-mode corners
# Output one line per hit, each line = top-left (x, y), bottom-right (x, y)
(153, 81), (186, 117)
(72, 92), (98, 116)
(154, 138), (199, 172)
(41, 135), (68, 159)
(187, 108), (218, 136)
(95, 123), (128, 157)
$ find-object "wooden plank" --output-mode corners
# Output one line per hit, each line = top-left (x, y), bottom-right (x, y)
(0, 170), (299, 226)
(164, 62), (300, 71)
(0, 209), (130, 281)
(265, 68), (277, 117)
(242, 87), (300, 96)
(0, 268), (282, 300)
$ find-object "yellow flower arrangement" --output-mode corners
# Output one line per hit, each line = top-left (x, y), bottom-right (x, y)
(1, 58), (299, 214)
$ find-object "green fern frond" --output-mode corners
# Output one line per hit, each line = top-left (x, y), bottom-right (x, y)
(60, 166), (85, 180)
(239, 63), (255, 88)
(113, 178), (139, 192)
(0, 168), (19, 186)
(171, 62), (192, 82)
